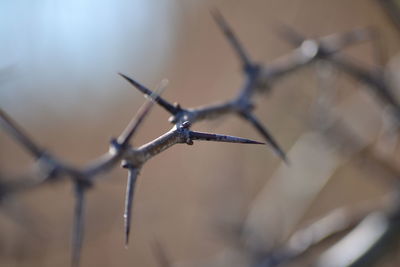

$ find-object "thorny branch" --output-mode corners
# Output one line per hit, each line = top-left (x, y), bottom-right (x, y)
(0, 9), (398, 267)
(0, 81), (168, 266)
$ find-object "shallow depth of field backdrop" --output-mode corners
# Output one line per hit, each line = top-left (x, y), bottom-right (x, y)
(1, 0), (400, 266)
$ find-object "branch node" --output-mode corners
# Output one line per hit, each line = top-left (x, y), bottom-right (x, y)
(122, 160), (136, 169)
(173, 102), (182, 110)
(181, 121), (192, 129)
(109, 138), (124, 154)
(300, 39), (319, 58)
(186, 138), (194, 145)
(75, 177), (93, 190)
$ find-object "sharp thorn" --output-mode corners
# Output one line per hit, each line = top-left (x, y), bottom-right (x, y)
(71, 182), (87, 267)
(210, 8), (253, 69)
(241, 112), (288, 163)
(188, 130), (265, 145)
(124, 167), (139, 247)
(119, 73), (178, 115)
(117, 79), (169, 147)
(0, 108), (45, 159)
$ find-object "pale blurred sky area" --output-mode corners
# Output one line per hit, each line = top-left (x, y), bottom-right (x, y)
(0, 0), (181, 119)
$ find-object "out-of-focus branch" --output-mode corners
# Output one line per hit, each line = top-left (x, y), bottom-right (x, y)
(328, 56), (400, 121)
(277, 25), (400, 125)
(306, 95), (400, 267)
(0, 10), (379, 267)
(315, 204), (400, 267)
(152, 240), (173, 267)
(377, 0), (400, 33)
(315, 114), (400, 185)
(248, 47), (400, 264)
(0, 82), (170, 266)
(211, 9), (253, 70)
(253, 194), (392, 267)
(0, 109), (46, 159)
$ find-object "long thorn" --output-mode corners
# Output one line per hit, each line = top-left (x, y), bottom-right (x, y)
(123, 166), (139, 247)
(118, 79), (169, 147)
(0, 109), (45, 159)
(86, 80), (168, 177)
(71, 181), (87, 267)
(210, 8), (253, 69)
(119, 73), (178, 115)
(240, 112), (288, 162)
(188, 130), (265, 144)
(85, 81), (168, 177)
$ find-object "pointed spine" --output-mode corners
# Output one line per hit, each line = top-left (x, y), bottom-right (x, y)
(0, 109), (45, 159)
(188, 130), (265, 144)
(85, 81), (167, 177)
(117, 80), (167, 146)
(71, 181), (87, 267)
(119, 73), (179, 115)
(240, 112), (287, 162)
(123, 165), (139, 247)
(211, 9), (253, 70)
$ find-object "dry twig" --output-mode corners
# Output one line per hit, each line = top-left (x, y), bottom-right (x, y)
(0, 10), (389, 267)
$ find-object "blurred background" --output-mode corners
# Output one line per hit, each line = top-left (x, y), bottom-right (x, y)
(1, 0), (400, 266)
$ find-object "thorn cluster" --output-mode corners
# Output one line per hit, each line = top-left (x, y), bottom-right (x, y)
(0, 9), (393, 267)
